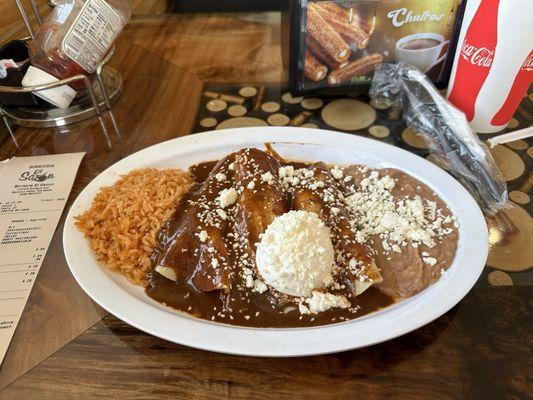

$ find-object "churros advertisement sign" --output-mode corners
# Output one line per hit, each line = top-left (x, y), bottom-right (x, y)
(289, 0), (463, 95)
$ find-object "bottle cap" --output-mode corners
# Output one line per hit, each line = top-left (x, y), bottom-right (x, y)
(22, 66), (76, 109)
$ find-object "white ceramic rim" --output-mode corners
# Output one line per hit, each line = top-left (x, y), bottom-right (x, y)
(63, 127), (488, 357)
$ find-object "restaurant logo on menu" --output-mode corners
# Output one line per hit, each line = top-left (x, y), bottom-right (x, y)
(386, 8), (445, 27)
(19, 168), (55, 182)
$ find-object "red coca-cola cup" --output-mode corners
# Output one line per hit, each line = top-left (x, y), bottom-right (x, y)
(447, 0), (533, 133)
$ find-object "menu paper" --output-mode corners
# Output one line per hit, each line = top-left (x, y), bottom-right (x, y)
(0, 153), (84, 365)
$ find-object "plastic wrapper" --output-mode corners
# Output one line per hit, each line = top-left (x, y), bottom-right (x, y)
(369, 62), (508, 214)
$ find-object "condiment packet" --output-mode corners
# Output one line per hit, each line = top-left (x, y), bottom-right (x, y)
(0, 59), (17, 79)
(21, 65), (77, 109)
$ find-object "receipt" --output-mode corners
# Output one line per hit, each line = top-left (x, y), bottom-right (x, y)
(0, 152), (84, 365)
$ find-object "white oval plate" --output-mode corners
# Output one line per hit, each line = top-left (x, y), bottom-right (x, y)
(63, 127), (488, 357)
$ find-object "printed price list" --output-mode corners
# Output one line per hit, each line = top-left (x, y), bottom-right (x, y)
(0, 153), (84, 365)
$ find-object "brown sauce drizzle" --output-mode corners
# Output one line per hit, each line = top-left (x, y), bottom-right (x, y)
(145, 152), (458, 328)
(146, 271), (393, 328)
(146, 157), (395, 327)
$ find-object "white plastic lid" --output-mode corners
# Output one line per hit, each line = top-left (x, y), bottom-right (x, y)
(22, 66), (77, 109)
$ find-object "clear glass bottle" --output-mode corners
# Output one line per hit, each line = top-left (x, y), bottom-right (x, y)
(29, 0), (131, 83)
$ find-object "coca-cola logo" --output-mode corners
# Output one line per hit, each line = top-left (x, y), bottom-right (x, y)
(387, 8), (444, 28)
(459, 42), (494, 67)
(521, 52), (533, 71)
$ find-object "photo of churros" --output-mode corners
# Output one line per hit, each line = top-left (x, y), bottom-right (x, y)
(304, 1), (380, 88)
(328, 54), (384, 85)
(289, 0), (464, 95)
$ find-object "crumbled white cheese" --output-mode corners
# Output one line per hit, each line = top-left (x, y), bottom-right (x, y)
(298, 302), (310, 314)
(278, 166), (294, 178)
(423, 257), (437, 266)
(218, 188), (237, 208)
(261, 171), (274, 184)
(216, 209), (227, 220)
(228, 162), (235, 170)
(247, 181), (255, 190)
(211, 259), (219, 268)
(215, 173), (227, 182)
(331, 166), (343, 180)
(198, 230), (208, 243)
(304, 291), (350, 314)
(252, 279), (268, 293)
(343, 170), (450, 249)
(245, 275), (254, 288)
(378, 175), (396, 190)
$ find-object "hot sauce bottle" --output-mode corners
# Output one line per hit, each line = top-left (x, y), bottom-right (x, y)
(23, 0), (131, 108)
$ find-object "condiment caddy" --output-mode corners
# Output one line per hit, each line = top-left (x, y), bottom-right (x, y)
(0, 0), (130, 147)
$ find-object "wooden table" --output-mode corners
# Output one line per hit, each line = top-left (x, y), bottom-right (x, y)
(0, 13), (531, 399)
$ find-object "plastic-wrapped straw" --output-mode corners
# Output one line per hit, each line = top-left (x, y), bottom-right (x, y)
(369, 62), (507, 214)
